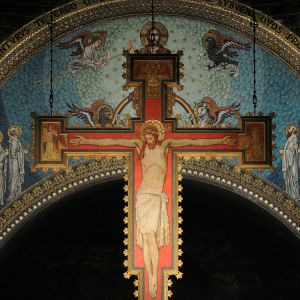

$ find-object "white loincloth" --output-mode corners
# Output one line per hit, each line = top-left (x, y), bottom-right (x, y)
(136, 188), (170, 249)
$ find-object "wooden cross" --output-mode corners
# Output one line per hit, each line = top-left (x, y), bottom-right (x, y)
(34, 54), (272, 300)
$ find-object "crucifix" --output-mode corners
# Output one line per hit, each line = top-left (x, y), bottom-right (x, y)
(34, 53), (272, 299)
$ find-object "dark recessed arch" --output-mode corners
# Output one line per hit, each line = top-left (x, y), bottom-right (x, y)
(0, 156), (129, 249)
(0, 178), (135, 300)
(1, 157), (299, 251)
(173, 178), (300, 300)
(0, 177), (300, 300)
(178, 156), (300, 239)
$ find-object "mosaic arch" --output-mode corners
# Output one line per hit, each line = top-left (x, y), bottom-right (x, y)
(0, 0), (300, 299)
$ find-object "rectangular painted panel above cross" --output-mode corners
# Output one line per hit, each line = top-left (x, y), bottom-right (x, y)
(125, 54), (181, 121)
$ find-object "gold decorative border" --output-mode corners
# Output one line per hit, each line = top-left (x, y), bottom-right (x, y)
(163, 155), (184, 299)
(178, 153), (300, 238)
(0, 0), (300, 86)
(122, 153), (142, 298)
(0, 155), (128, 246)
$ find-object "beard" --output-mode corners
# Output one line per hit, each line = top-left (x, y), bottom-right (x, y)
(147, 141), (156, 150)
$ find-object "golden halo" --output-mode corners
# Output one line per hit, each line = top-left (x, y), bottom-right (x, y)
(140, 120), (165, 142)
(8, 124), (22, 137)
(285, 124), (299, 136)
(140, 22), (169, 46)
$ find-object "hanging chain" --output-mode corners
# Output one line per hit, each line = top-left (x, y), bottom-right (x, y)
(149, 0), (156, 53)
(49, 9), (54, 116)
(251, 1), (258, 116)
(151, 0), (154, 29)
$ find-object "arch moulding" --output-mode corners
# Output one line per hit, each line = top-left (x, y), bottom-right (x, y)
(0, 155), (299, 250)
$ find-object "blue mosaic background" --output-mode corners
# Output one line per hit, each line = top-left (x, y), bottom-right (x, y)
(0, 15), (299, 202)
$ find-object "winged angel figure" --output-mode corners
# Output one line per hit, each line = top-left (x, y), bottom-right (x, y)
(193, 97), (240, 128)
(68, 100), (114, 128)
(59, 30), (110, 72)
(198, 30), (250, 77)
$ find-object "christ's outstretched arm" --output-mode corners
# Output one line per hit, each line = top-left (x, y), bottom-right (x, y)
(70, 136), (142, 148)
(163, 136), (237, 148)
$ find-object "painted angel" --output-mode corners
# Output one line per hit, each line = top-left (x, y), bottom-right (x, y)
(194, 97), (240, 128)
(58, 30), (110, 72)
(198, 30), (250, 77)
(67, 99), (114, 128)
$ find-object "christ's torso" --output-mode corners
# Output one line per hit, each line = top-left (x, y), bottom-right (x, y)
(140, 144), (167, 192)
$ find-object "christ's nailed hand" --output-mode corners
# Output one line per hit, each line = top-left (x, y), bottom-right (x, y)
(223, 136), (237, 146)
(70, 136), (86, 146)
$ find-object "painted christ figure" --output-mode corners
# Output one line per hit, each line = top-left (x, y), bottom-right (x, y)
(70, 120), (235, 298)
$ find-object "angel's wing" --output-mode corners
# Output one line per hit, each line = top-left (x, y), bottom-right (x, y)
(212, 103), (240, 127)
(217, 38), (250, 56)
(58, 33), (88, 56)
(68, 103), (95, 127)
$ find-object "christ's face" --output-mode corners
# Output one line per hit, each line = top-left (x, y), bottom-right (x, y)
(149, 28), (160, 45)
(145, 133), (156, 149)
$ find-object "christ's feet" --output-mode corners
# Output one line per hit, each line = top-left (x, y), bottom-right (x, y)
(149, 275), (157, 298)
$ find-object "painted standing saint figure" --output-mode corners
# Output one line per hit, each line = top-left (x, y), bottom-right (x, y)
(70, 120), (235, 298)
(281, 124), (300, 202)
(0, 131), (8, 205)
(42, 124), (59, 161)
(7, 125), (25, 201)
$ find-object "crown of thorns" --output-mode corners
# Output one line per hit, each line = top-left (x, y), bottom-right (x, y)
(140, 120), (165, 141)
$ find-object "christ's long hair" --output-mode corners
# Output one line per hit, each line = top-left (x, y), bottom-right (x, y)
(139, 125), (162, 159)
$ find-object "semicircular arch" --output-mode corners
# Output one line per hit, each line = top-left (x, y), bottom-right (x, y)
(0, 155), (299, 249)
